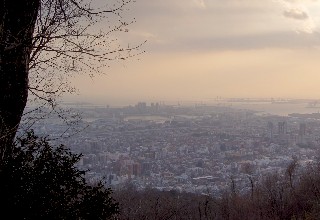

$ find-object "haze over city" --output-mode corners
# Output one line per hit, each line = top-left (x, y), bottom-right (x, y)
(6, 0), (320, 217)
(64, 0), (320, 106)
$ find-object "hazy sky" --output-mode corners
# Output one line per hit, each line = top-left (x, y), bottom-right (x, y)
(70, 0), (320, 105)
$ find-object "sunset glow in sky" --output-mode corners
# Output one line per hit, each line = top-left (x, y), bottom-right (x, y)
(71, 0), (320, 105)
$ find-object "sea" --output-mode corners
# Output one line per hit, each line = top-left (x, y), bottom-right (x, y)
(228, 102), (320, 116)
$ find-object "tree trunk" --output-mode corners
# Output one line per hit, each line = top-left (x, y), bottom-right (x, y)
(0, 0), (40, 159)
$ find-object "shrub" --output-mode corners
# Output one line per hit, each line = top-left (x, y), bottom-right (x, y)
(0, 131), (118, 219)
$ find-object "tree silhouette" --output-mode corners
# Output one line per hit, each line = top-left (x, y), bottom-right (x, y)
(0, 0), (143, 159)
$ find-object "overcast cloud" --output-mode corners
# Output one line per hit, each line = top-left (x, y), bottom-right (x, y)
(71, 0), (320, 104)
(127, 0), (320, 52)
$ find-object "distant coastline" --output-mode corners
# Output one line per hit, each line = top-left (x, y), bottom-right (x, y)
(57, 98), (320, 117)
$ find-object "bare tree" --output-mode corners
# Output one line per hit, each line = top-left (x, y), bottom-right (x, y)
(242, 162), (256, 200)
(286, 157), (298, 189)
(0, 0), (40, 158)
(0, 0), (143, 159)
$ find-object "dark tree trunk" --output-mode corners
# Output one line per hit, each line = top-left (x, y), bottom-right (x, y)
(0, 0), (40, 159)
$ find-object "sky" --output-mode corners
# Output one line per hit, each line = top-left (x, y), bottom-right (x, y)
(69, 0), (320, 105)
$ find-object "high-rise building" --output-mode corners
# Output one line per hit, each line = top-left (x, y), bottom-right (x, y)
(298, 123), (307, 144)
(132, 163), (141, 176)
(299, 123), (306, 136)
(278, 121), (287, 135)
(267, 121), (274, 140)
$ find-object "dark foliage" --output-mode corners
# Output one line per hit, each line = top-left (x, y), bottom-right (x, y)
(114, 161), (320, 220)
(0, 131), (118, 219)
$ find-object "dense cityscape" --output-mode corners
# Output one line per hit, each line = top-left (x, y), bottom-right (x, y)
(25, 101), (320, 196)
